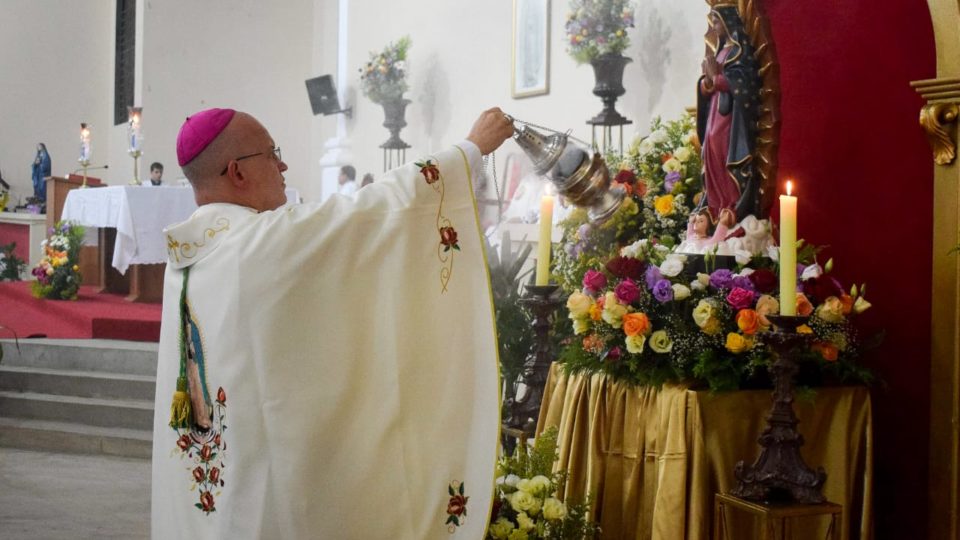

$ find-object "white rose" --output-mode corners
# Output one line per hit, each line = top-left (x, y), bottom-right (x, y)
(683, 130), (698, 145)
(737, 268), (755, 277)
(801, 264), (823, 281)
(734, 249), (753, 265)
(566, 291), (593, 319)
(510, 490), (542, 515)
(697, 273), (711, 286)
(674, 146), (692, 162)
(649, 329), (673, 353)
(661, 157), (682, 173)
(625, 334), (646, 354)
(659, 257), (684, 277)
(516, 511), (536, 531)
(490, 517), (515, 539)
(620, 238), (648, 258)
(691, 279), (705, 291)
(528, 475), (552, 496)
(572, 318), (590, 335)
(766, 245), (780, 261)
(650, 129), (668, 144)
(542, 498), (568, 521)
(672, 283), (691, 301)
(505, 474), (521, 488)
(602, 292), (628, 328)
(637, 138), (654, 155)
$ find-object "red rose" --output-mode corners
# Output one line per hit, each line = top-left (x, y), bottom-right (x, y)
(192, 467), (205, 482)
(214, 433), (222, 446)
(634, 182), (648, 198)
(446, 494), (468, 517)
(216, 387), (226, 404)
(802, 275), (843, 304)
(209, 467), (220, 484)
(199, 491), (216, 513)
(177, 434), (192, 451)
(748, 268), (778, 294)
(606, 256), (646, 281)
(614, 169), (637, 185)
(200, 444), (213, 462)
(439, 227), (458, 248)
(420, 164), (440, 184)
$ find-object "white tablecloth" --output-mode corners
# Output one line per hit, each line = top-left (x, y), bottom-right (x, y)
(61, 185), (300, 274)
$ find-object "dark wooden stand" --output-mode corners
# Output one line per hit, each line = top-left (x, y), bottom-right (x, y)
(714, 493), (841, 540)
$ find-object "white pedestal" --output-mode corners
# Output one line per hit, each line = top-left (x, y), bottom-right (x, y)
(0, 212), (48, 275)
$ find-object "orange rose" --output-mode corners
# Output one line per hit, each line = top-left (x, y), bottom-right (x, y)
(622, 312), (651, 337)
(796, 292), (814, 317)
(588, 303), (602, 321)
(736, 309), (761, 335)
(812, 341), (839, 362)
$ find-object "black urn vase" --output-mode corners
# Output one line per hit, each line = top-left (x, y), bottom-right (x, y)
(380, 97), (411, 150)
(587, 53), (632, 126)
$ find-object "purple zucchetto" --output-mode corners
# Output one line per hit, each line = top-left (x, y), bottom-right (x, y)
(176, 108), (236, 166)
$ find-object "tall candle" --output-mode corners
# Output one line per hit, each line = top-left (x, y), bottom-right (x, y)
(779, 180), (797, 316)
(128, 110), (141, 152)
(535, 191), (554, 286)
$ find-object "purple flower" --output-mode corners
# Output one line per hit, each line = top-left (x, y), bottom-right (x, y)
(614, 279), (640, 305)
(653, 279), (674, 303)
(577, 223), (592, 241)
(709, 269), (734, 290)
(645, 265), (663, 290)
(731, 275), (755, 291)
(582, 269), (607, 294)
(726, 287), (756, 310)
(604, 346), (622, 362)
(664, 171), (681, 192)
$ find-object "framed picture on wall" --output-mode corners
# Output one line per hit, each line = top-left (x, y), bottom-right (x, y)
(512, 0), (550, 98)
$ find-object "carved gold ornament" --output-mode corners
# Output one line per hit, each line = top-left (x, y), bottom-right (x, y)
(919, 102), (958, 165)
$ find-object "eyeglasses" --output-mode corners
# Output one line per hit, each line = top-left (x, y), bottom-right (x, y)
(220, 146), (282, 175)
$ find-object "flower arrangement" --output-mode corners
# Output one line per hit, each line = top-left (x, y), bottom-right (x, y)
(553, 114), (702, 294)
(565, 0), (635, 64)
(31, 221), (84, 300)
(1, 242), (26, 281)
(489, 427), (599, 539)
(359, 36), (411, 104)
(559, 238), (874, 391)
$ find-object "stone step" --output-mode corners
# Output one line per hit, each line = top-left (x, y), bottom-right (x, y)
(0, 391), (154, 431)
(0, 339), (159, 376)
(0, 365), (156, 401)
(0, 416), (151, 459)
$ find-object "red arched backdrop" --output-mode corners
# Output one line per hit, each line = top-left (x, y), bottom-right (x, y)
(763, 0), (935, 535)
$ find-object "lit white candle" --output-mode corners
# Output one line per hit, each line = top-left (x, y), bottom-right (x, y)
(535, 188), (554, 286)
(779, 180), (797, 316)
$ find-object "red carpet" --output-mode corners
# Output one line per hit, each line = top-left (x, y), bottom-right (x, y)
(0, 282), (161, 342)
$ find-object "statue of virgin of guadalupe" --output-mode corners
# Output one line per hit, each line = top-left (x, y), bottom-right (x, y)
(696, 5), (763, 222)
(31, 143), (52, 202)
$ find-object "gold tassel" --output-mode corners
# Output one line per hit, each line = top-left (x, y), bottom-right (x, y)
(169, 376), (192, 429)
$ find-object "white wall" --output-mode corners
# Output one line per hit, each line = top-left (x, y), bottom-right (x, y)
(0, 0), (113, 204)
(139, 0), (315, 193)
(341, 0), (710, 184)
(0, 0), (708, 203)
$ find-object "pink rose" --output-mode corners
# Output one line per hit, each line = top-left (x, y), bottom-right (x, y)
(582, 269), (607, 294)
(614, 279), (640, 305)
(726, 287), (756, 311)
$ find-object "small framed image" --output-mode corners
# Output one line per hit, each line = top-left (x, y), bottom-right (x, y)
(512, 0), (550, 98)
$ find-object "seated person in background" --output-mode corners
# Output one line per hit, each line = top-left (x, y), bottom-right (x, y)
(150, 162), (164, 186)
(337, 164), (357, 195)
(360, 173), (374, 188)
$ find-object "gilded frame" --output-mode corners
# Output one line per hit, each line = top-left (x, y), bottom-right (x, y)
(511, 0), (550, 98)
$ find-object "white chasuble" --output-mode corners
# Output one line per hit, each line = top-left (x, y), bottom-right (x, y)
(151, 143), (500, 539)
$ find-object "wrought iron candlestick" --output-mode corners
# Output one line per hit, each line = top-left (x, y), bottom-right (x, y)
(731, 314), (827, 504)
(503, 284), (562, 450)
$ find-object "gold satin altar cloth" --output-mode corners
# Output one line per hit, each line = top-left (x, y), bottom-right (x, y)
(536, 364), (872, 540)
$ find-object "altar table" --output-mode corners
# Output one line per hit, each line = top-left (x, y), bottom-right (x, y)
(61, 185), (301, 274)
(536, 364), (872, 540)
